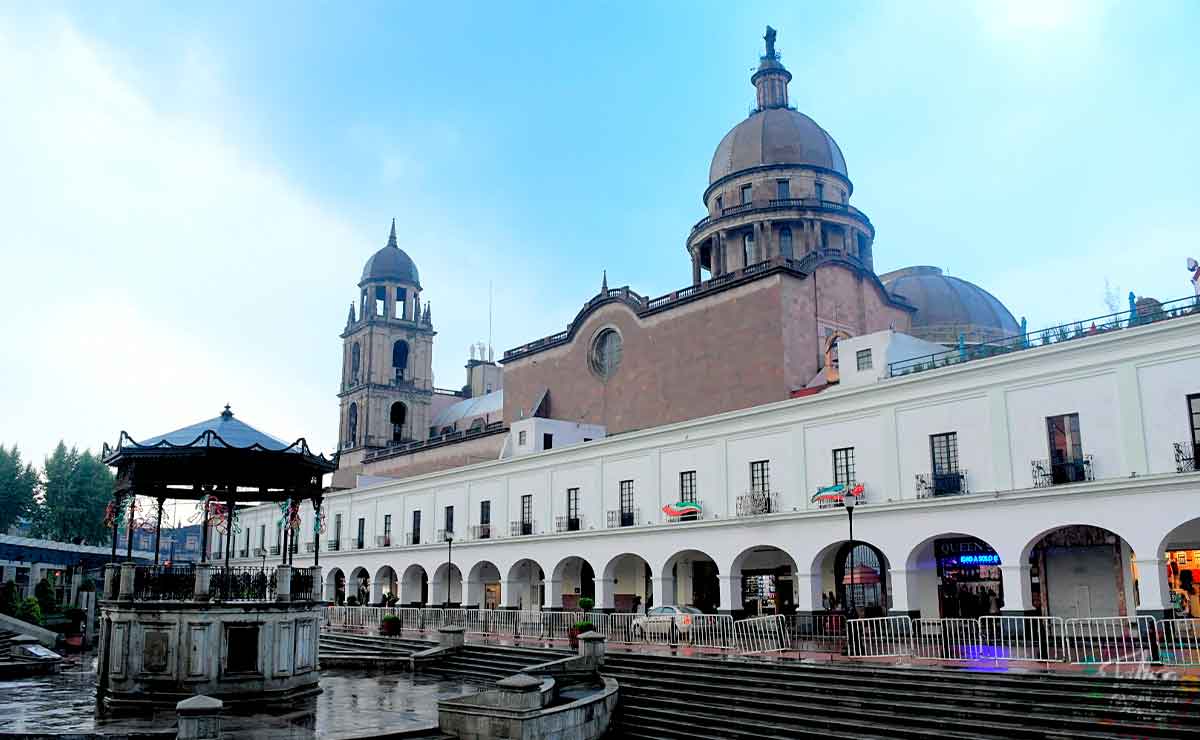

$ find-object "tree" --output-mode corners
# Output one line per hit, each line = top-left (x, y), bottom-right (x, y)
(0, 581), (19, 617)
(34, 576), (57, 617)
(17, 596), (43, 626)
(32, 442), (115, 545)
(0, 444), (37, 533)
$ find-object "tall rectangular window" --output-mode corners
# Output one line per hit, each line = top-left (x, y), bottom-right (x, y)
(776, 179), (790, 199)
(375, 285), (386, 316)
(618, 480), (635, 527)
(930, 433), (959, 475)
(394, 287), (407, 319)
(715, 195), (723, 211)
(356, 518), (365, 549)
(334, 514), (343, 548)
(543, 433), (553, 450)
(1188, 393), (1200, 452)
(814, 181), (825, 202)
(750, 460), (770, 494)
(520, 494), (532, 535)
(383, 514), (392, 536)
(1045, 413), (1083, 464)
(411, 510), (421, 545)
(743, 232), (755, 266)
(566, 488), (580, 530)
(444, 505), (455, 536)
(740, 184), (752, 204)
(480, 500), (491, 525)
(679, 471), (697, 502)
(258, 524), (266, 549)
(833, 447), (856, 486)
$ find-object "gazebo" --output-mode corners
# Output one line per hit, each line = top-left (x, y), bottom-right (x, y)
(96, 405), (337, 711)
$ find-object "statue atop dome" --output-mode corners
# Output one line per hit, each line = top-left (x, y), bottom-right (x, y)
(764, 26), (777, 59)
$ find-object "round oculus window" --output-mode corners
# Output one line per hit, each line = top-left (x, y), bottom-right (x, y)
(589, 329), (623, 379)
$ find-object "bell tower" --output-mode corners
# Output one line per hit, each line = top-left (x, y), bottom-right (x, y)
(338, 220), (435, 452)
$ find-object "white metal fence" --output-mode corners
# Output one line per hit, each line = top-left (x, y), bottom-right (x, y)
(1157, 618), (1200, 666)
(980, 616), (1065, 663)
(735, 614), (789, 654)
(1064, 616), (1157, 665)
(847, 616), (913, 657)
(912, 618), (982, 661)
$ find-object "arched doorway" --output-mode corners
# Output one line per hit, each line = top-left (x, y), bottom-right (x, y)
(1023, 525), (1136, 618)
(551, 556), (596, 609)
(812, 540), (891, 617)
(662, 549), (720, 612)
(731, 545), (798, 616)
(506, 559), (545, 610)
(373, 565), (398, 605)
(905, 533), (1003, 618)
(390, 402), (408, 443)
(467, 560), (502, 609)
(326, 567), (346, 605)
(401, 564), (428, 606)
(601, 553), (651, 612)
(348, 567), (371, 606)
(431, 562), (463, 606)
(1160, 516), (1200, 617)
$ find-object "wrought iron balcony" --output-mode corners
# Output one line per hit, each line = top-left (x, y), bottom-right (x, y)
(556, 516), (583, 533)
(1031, 456), (1094, 488)
(406, 531), (421, 545)
(354, 539), (365, 550)
(736, 491), (780, 517)
(237, 548), (249, 558)
(436, 529), (455, 542)
(132, 564), (196, 601)
(253, 547), (266, 557)
(916, 471), (969, 498)
(304, 541), (315, 553)
(376, 534), (392, 547)
(471, 524), (492, 540)
(664, 500), (703, 524)
(269, 544), (281, 556)
(1176, 442), (1197, 473)
(510, 521), (535, 537)
(606, 509), (640, 528)
(327, 539), (341, 551)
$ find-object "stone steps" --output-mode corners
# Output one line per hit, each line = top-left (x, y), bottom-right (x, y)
(423, 644), (569, 683)
(603, 653), (1199, 739)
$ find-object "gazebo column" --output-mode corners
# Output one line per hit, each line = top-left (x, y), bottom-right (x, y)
(281, 502), (289, 566)
(153, 496), (165, 565)
(312, 495), (323, 568)
(200, 503), (209, 564)
(109, 493), (121, 564)
(125, 492), (137, 562)
(224, 495), (235, 577)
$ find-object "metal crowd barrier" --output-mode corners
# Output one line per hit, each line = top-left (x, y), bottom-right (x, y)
(912, 618), (982, 661)
(847, 616), (913, 658)
(785, 612), (846, 652)
(735, 614), (789, 654)
(1064, 616), (1157, 665)
(980, 616), (1065, 663)
(1158, 618), (1200, 666)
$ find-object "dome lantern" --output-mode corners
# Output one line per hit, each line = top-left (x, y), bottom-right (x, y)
(751, 26), (792, 111)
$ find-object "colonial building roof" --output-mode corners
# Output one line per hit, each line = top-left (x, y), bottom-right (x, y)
(881, 266), (1020, 345)
(709, 107), (848, 185)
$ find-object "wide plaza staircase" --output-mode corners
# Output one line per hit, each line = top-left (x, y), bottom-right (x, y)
(318, 631), (434, 666)
(424, 643), (573, 684)
(602, 652), (1200, 739)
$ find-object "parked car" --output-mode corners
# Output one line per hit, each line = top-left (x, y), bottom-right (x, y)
(632, 605), (704, 640)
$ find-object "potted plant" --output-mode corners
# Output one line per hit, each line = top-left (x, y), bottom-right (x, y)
(380, 613), (402, 636)
(569, 598), (596, 649)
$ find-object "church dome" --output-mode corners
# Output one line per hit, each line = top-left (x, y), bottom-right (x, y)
(881, 266), (1020, 345)
(360, 220), (420, 288)
(709, 107), (848, 185)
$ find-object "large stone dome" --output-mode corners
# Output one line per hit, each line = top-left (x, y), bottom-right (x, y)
(360, 221), (420, 288)
(881, 266), (1020, 345)
(709, 108), (848, 185)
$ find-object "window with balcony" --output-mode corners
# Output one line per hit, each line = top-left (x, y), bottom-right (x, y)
(332, 513), (342, 550)
(1181, 393), (1200, 472)
(919, 432), (965, 497)
(411, 510), (421, 545)
(856, 349), (872, 371)
(520, 494), (533, 535)
(1037, 413), (1092, 486)
(779, 226), (792, 256)
(566, 488), (581, 531)
(379, 514), (392, 547)
(444, 505), (455, 538)
(477, 500), (491, 539)
(737, 460), (777, 516)
(833, 447), (856, 486)
(679, 471), (697, 503)
(814, 181), (825, 202)
(776, 179), (790, 199)
(356, 517), (365, 549)
(743, 232), (755, 266)
(619, 480), (635, 527)
(740, 184), (752, 205)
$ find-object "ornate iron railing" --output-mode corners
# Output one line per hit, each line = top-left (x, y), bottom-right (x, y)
(665, 501), (703, 524)
(327, 539), (341, 551)
(406, 531), (421, 545)
(269, 544), (281, 556)
(1176, 442), (1197, 473)
(889, 295), (1200, 377)
(470, 524), (492, 540)
(1031, 456), (1094, 488)
(211, 566), (276, 602)
(606, 509), (639, 528)
(915, 471), (969, 498)
(291, 567), (316, 599)
(436, 529), (455, 542)
(133, 565), (195, 601)
(555, 516), (583, 533)
(376, 534), (392, 547)
(510, 521), (534, 536)
(736, 491), (780, 517)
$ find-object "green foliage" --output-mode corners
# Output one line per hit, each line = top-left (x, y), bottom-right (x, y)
(34, 577), (57, 616)
(17, 596), (43, 626)
(578, 596), (595, 611)
(32, 442), (115, 545)
(346, 595), (359, 606)
(0, 581), (19, 617)
(0, 445), (37, 533)
(78, 577), (96, 593)
(573, 619), (595, 632)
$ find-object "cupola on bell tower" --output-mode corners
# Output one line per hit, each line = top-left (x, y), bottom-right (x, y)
(338, 220), (436, 452)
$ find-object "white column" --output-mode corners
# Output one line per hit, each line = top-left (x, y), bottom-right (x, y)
(1115, 364), (1149, 475)
(888, 568), (914, 615)
(651, 576), (670, 609)
(546, 578), (563, 609)
(500, 579), (520, 609)
(596, 575), (615, 610)
(792, 571), (819, 612)
(717, 574), (739, 614)
(999, 563), (1033, 613)
(1133, 557), (1169, 612)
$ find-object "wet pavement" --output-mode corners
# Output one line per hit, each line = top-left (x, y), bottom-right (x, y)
(0, 653), (475, 738)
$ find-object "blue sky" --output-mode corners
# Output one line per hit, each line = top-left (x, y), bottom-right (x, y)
(2, 1), (1198, 469)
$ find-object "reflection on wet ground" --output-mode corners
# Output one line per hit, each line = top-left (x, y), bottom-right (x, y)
(0, 653), (475, 738)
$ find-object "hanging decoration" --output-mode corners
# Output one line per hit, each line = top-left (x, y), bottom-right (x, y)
(275, 499), (302, 532)
(103, 495), (124, 530)
(811, 482), (865, 505)
(313, 506), (327, 535)
(662, 501), (703, 518)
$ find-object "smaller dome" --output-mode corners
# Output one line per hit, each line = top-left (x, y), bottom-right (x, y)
(881, 266), (1020, 346)
(360, 220), (421, 288)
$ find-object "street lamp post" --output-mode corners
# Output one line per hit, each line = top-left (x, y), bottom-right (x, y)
(443, 530), (455, 608)
(843, 491), (857, 620)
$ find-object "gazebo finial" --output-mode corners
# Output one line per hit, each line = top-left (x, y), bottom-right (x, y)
(221, 404), (233, 420)
(387, 218), (398, 248)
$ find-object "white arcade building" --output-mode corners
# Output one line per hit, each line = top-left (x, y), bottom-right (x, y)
(228, 303), (1200, 622)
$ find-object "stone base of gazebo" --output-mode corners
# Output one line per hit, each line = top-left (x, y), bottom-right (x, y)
(98, 563), (324, 712)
